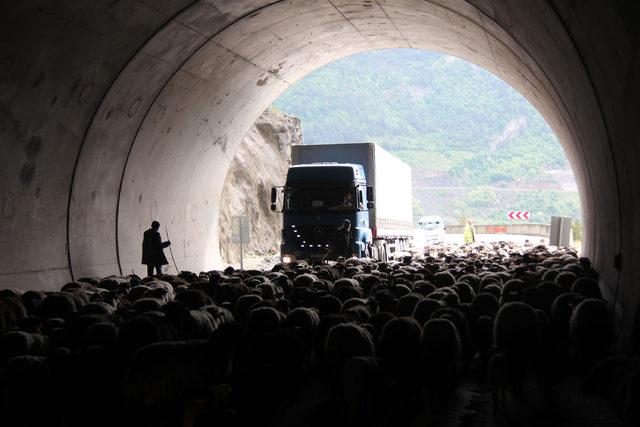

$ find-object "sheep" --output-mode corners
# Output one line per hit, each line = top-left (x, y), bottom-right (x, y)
(432, 271), (456, 288)
(570, 298), (615, 369)
(132, 297), (163, 313)
(378, 317), (422, 399)
(174, 288), (213, 310)
(488, 351), (510, 414)
(412, 298), (443, 326)
(472, 292), (499, 319)
(40, 293), (76, 320)
(340, 356), (379, 427)
(246, 306), (284, 333)
(582, 356), (640, 427)
(20, 290), (45, 316)
(122, 339), (214, 425)
(0, 331), (50, 366)
(473, 314), (494, 370)
(0, 296), (27, 332)
(324, 323), (374, 383)
(234, 294), (262, 324)
(293, 273), (318, 288)
(397, 293), (423, 317)
(499, 279), (526, 305)
(413, 280), (436, 297)
(314, 294), (343, 317)
(420, 318), (461, 409)
(491, 302), (541, 404)
(571, 277), (602, 299)
(452, 281), (475, 304)
(550, 292), (586, 360)
(554, 271), (577, 291)
(286, 306), (320, 351)
(84, 321), (119, 349)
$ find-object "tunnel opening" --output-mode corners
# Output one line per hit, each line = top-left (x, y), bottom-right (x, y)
(216, 46), (583, 268)
(246, 47), (583, 257)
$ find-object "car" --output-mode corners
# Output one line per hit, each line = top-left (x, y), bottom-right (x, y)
(416, 215), (446, 245)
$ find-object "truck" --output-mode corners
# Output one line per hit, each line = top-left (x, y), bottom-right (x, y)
(414, 215), (447, 248)
(270, 142), (413, 262)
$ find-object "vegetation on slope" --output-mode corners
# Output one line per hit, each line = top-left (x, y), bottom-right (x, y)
(272, 49), (581, 225)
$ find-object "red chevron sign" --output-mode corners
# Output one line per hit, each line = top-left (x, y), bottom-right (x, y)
(508, 211), (529, 220)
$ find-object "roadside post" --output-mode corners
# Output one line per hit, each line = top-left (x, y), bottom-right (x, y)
(232, 215), (250, 269)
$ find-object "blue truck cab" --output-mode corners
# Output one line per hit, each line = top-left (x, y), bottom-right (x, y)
(271, 163), (374, 262)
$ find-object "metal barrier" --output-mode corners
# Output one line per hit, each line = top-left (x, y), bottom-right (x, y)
(445, 223), (551, 237)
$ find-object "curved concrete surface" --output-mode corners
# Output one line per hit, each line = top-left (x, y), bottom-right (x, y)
(0, 1), (638, 350)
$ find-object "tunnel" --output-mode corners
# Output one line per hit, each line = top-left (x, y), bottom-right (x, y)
(0, 1), (639, 351)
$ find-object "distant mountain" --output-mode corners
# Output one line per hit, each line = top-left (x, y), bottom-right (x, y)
(272, 49), (580, 225)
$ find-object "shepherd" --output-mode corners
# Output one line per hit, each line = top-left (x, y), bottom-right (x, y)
(142, 220), (171, 277)
(463, 219), (476, 244)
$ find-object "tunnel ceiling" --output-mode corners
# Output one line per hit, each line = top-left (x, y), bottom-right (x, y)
(1, 1), (640, 349)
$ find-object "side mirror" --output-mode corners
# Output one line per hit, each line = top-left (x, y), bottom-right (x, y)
(366, 186), (374, 201)
(270, 187), (277, 211)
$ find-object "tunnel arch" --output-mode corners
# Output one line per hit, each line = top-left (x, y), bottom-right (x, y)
(73, 0), (609, 277)
(1, 1), (638, 349)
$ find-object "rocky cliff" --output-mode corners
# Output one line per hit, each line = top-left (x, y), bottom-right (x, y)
(218, 109), (302, 264)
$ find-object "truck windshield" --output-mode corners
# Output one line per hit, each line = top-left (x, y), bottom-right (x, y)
(284, 187), (356, 212)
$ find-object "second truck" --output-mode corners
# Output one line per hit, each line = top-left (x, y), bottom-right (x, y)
(271, 142), (413, 262)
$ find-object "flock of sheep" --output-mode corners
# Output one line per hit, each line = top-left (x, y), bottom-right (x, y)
(0, 242), (638, 427)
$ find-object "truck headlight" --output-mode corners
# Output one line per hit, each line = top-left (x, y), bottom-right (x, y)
(282, 255), (294, 263)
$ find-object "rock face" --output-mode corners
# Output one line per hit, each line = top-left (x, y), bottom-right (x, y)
(219, 109), (302, 264)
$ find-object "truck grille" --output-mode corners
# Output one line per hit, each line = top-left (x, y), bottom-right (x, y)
(286, 225), (337, 247)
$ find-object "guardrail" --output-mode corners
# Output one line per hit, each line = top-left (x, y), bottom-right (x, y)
(444, 223), (551, 237)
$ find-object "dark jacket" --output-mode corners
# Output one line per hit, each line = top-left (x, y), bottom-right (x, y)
(141, 229), (170, 265)
(332, 226), (352, 257)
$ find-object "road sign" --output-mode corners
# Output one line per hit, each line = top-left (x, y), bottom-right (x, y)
(508, 211), (529, 220)
(232, 216), (250, 243)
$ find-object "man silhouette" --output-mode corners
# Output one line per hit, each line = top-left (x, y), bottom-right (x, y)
(342, 191), (353, 207)
(332, 219), (353, 258)
(142, 220), (171, 277)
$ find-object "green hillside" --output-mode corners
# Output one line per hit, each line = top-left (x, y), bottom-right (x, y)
(272, 48), (581, 225)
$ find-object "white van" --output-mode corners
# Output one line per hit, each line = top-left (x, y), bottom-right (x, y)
(416, 215), (446, 245)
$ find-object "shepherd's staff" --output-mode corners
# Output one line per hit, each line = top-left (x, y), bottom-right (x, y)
(164, 225), (180, 274)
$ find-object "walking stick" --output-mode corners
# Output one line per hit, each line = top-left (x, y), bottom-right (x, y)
(164, 225), (180, 274)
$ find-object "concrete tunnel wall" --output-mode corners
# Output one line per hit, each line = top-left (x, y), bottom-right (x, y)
(0, 1), (638, 350)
